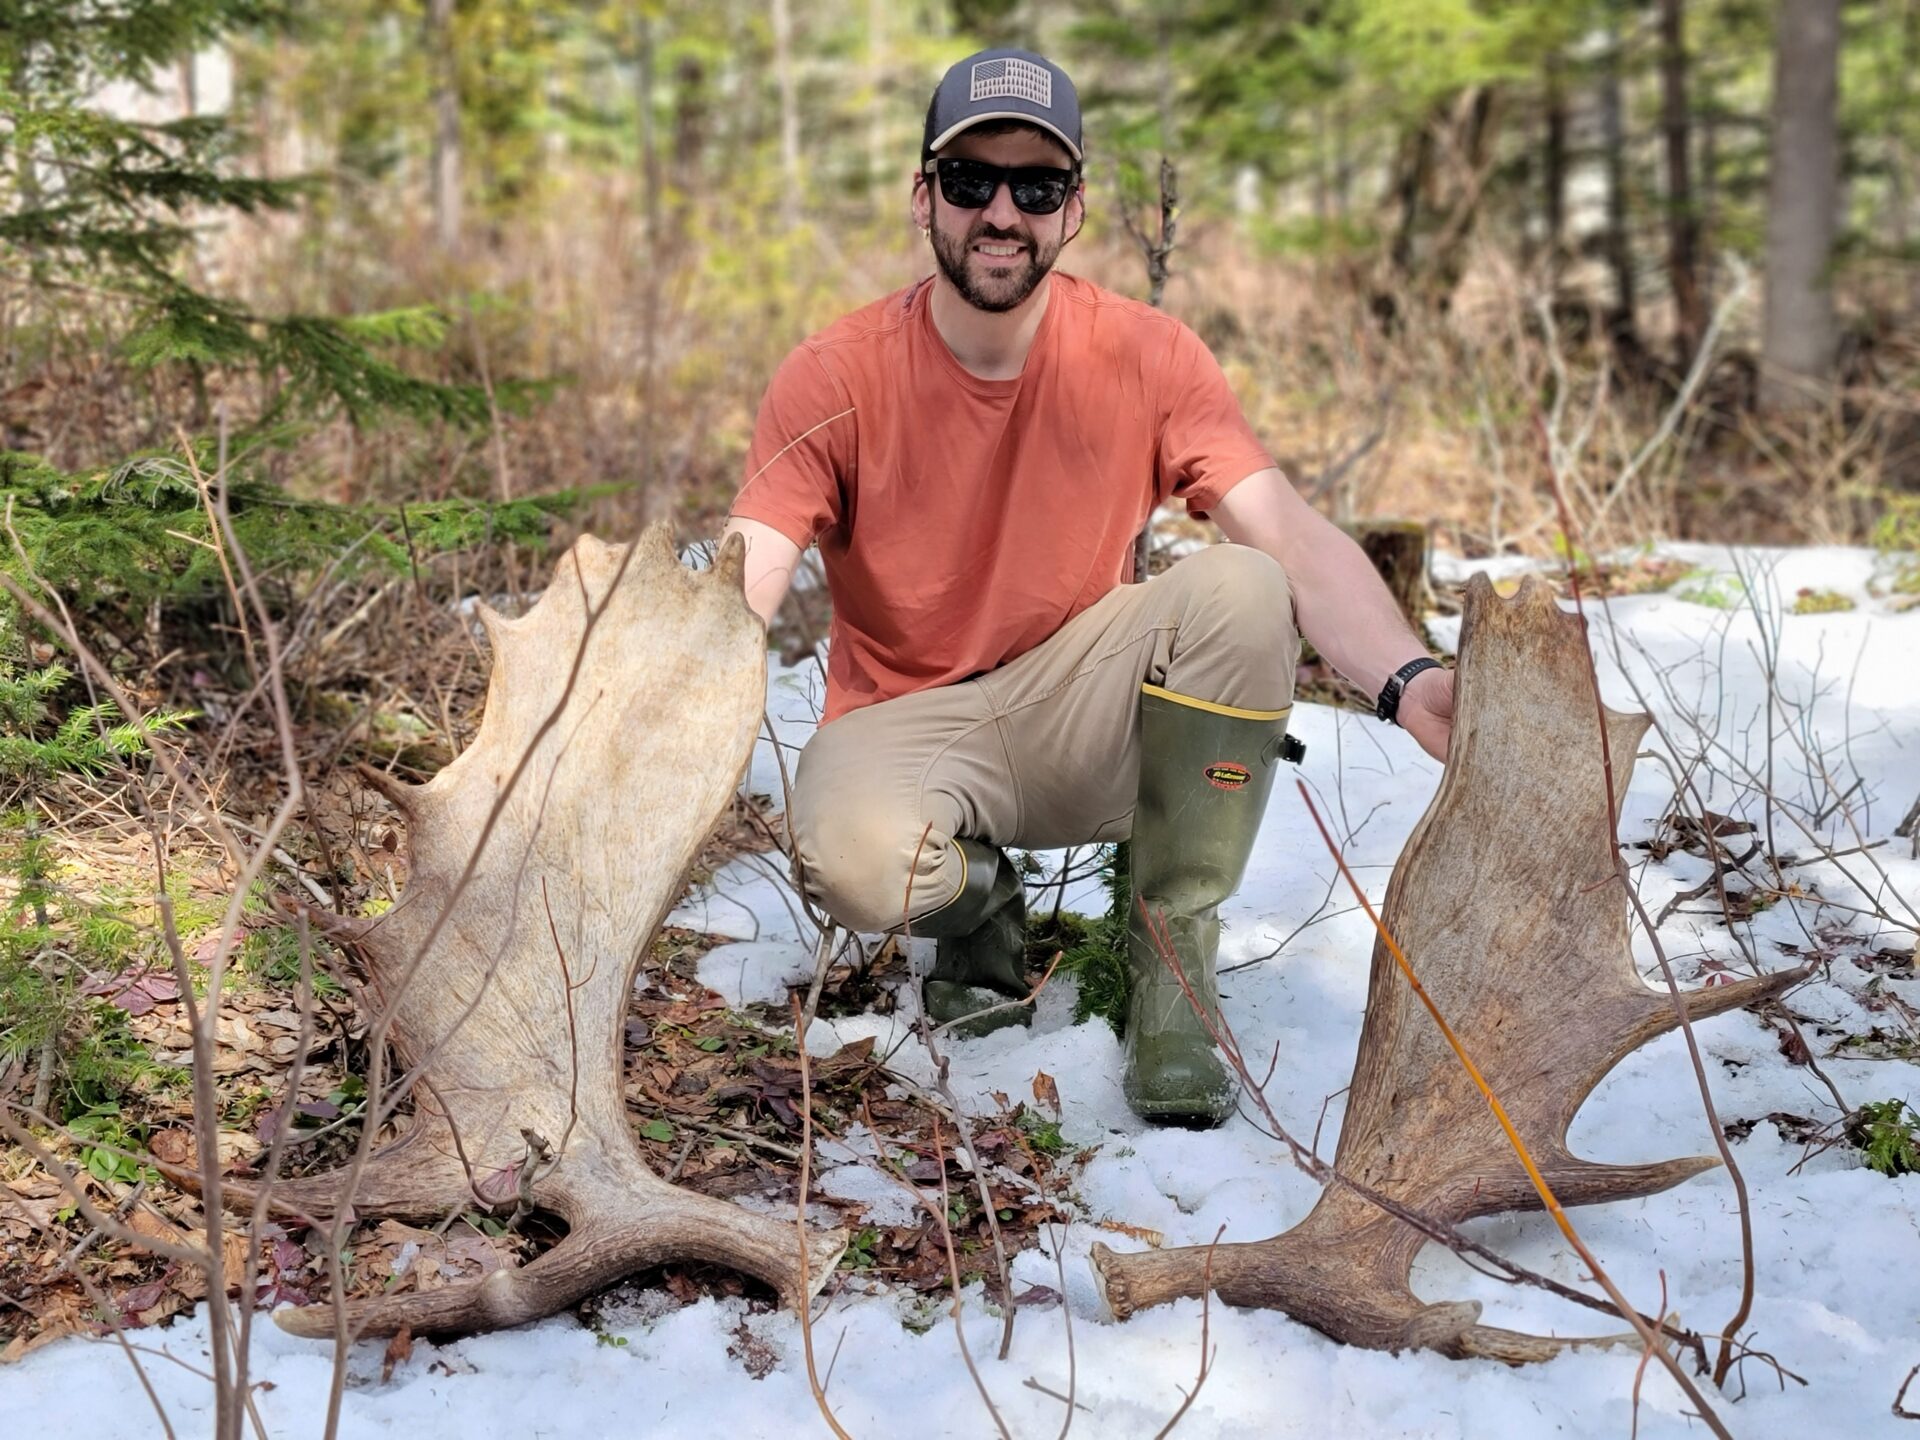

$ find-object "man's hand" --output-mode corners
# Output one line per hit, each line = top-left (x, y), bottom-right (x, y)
(720, 516), (803, 627)
(1398, 666), (1454, 763)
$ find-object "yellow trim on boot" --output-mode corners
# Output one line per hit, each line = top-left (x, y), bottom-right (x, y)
(1141, 682), (1293, 723)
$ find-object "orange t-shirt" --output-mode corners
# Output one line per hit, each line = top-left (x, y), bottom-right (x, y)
(730, 272), (1275, 722)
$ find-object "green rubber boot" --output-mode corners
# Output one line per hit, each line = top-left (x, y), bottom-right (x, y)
(917, 838), (1031, 1038)
(1124, 684), (1291, 1127)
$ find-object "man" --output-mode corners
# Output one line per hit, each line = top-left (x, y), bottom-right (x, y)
(724, 49), (1452, 1127)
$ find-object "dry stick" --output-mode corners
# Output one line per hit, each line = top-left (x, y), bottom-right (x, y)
(809, 1091), (1026, 1439)
(1150, 1226), (1221, 1440)
(1047, 1222), (1078, 1440)
(1895, 1362), (1920, 1421)
(928, 950), (1063, 1040)
(932, 1119), (1015, 1440)
(201, 421), (326, 1433)
(1295, 788), (1733, 1438)
(790, 995), (858, 1440)
(539, 876), (585, 1160)
(897, 822), (1021, 1362)
(1630, 1272), (1673, 1440)
(234, 913), (318, 1409)
(1539, 439), (1762, 1391)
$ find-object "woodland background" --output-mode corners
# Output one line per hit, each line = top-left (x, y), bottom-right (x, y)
(1, 0), (1918, 1409)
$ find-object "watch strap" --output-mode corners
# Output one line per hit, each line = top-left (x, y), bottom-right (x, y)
(1375, 656), (1443, 726)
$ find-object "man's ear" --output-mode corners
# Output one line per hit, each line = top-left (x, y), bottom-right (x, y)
(910, 171), (932, 233)
(1063, 183), (1086, 246)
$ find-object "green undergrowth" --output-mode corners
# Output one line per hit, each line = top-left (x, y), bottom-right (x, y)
(1672, 569), (1747, 609)
(0, 812), (178, 1121)
(0, 449), (575, 624)
(1849, 1098), (1920, 1177)
(0, 661), (195, 780)
(1790, 588), (1856, 615)
(1030, 842), (1132, 1035)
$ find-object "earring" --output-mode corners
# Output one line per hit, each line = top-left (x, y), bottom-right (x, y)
(921, 226), (930, 240)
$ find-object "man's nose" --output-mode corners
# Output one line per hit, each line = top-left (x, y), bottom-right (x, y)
(981, 180), (1023, 229)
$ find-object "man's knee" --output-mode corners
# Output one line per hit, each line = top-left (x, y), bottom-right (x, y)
(1166, 543), (1297, 655)
(790, 752), (920, 934)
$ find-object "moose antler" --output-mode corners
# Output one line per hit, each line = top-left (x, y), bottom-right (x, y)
(243, 527), (844, 1338)
(1090, 574), (1806, 1362)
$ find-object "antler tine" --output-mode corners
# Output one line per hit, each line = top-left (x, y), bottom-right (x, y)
(353, 759), (425, 818)
(709, 527), (749, 591)
(1604, 962), (1813, 1076)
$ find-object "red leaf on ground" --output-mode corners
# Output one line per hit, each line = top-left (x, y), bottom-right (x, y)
(381, 1325), (413, 1383)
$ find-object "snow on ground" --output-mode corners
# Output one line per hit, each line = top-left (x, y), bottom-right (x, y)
(7, 544), (1918, 1438)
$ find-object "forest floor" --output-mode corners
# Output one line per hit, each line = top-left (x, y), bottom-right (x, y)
(3, 539), (1918, 1438)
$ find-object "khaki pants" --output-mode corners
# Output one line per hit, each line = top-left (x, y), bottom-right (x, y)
(790, 544), (1299, 934)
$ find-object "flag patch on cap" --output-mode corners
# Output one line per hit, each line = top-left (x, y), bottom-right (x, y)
(970, 56), (1052, 108)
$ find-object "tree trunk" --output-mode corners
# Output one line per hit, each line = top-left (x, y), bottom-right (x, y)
(1761, 0), (1843, 409)
(1601, 11), (1640, 358)
(1389, 120), (1433, 279)
(867, 0), (887, 212)
(1543, 58), (1567, 273)
(635, 10), (661, 499)
(427, 0), (461, 252)
(1348, 521), (1430, 631)
(771, 0), (801, 231)
(1660, 0), (1706, 367)
(1700, 68), (1720, 278)
(1427, 86), (1502, 304)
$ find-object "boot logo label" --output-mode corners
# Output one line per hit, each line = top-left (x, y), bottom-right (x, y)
(1204, 762), (1252, 791)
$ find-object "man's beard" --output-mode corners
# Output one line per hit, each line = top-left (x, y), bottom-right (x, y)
(930, 219), (1063, 314)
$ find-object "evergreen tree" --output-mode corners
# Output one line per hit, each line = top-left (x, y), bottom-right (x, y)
(1, 0), (491, 434)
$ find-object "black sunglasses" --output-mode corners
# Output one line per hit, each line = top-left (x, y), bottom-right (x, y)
(923, 157), (1078, 215)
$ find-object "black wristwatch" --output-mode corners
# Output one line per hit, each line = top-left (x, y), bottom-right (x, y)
(1375, 656), (1443, 727)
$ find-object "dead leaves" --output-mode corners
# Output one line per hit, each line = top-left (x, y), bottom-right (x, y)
(80, 966), (180, 1016)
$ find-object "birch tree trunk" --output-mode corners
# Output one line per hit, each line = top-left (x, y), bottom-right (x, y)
(1761, 0), (1843, 409)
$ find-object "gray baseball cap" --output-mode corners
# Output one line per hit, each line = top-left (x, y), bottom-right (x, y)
(922, 49), (1083, 164)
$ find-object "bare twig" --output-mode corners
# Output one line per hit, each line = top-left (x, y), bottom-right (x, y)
(791, 995), (857, 1440)
(1150, 1226), (1222, 1440)
(1540, 424), (1767, 1390)
(932, 1118), (1014, 1440)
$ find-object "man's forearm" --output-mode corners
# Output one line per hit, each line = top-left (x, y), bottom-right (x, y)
(1279, 513), (1429, 698)
(1211, 469), (1428, 700)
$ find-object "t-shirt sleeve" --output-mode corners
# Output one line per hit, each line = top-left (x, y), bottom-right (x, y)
(729, 344), (854, 548)
(1154, 321), (1276, 517)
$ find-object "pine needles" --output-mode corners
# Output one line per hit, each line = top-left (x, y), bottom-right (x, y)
(1044, 842), (1132, 1033)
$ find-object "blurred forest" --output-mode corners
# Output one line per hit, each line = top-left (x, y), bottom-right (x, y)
(3, 0), (1917, 566)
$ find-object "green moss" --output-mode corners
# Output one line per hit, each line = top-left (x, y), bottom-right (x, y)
(1791, 588), (1856, 615)
(1672, 569), (1746, 610)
